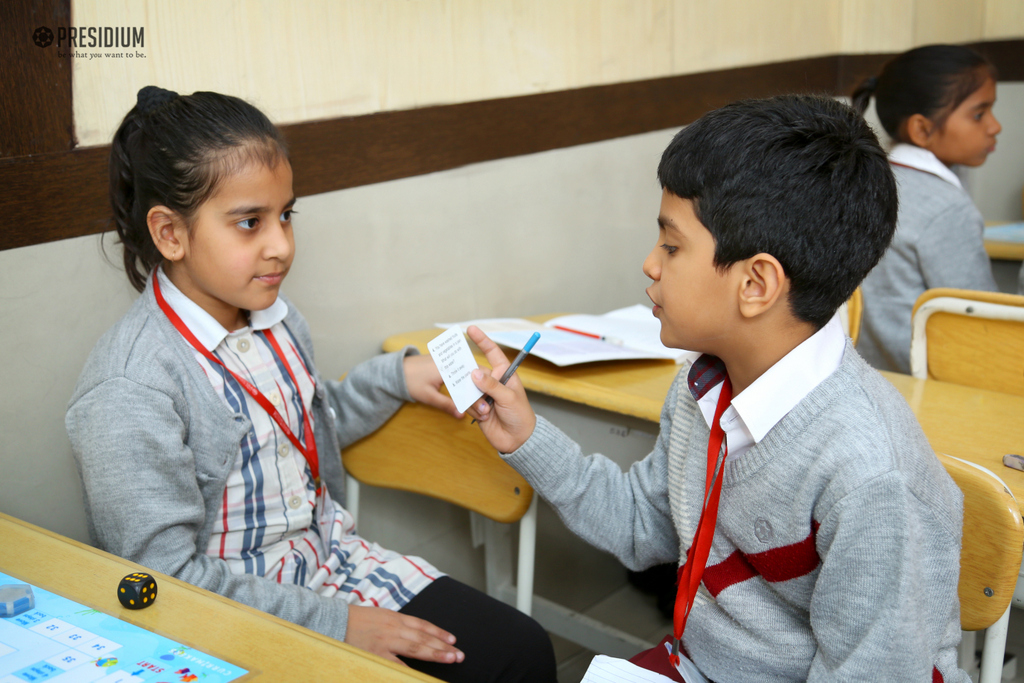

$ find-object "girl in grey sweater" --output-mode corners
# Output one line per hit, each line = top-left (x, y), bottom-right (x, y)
(66, 87), (555, 683)
(853, 45), (1001, 373)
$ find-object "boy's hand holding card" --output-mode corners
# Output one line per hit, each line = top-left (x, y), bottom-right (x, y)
(427, 326), (485, 414)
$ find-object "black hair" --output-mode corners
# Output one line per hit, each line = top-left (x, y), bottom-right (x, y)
(851, 44), (996, 142)
(109, 86), (288, 291)
(657, 94), (897, 329)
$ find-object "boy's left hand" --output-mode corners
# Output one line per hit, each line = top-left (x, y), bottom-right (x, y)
(403, 354), (462, 418)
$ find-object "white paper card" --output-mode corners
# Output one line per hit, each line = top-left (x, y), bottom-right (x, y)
(427, 326), (484, 413)
(581, 655), (677, 683)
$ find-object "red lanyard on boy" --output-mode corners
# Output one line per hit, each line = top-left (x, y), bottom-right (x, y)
(152, 272), (321, 483)
(670, 376), (732, 668)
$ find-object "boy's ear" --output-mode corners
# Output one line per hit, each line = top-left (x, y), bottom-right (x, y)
(147, 206), (187, 261)
(736, 253), (787, 320)
(905, 113), (935, 148)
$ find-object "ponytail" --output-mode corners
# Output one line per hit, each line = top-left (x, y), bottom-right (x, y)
(108, 87), (288, 292)
(851, 76), (878, 116)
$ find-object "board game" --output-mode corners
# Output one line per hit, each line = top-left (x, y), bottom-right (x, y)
(0, 573), (247, 683)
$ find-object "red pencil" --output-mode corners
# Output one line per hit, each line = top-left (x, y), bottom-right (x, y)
(553, 325), (601, 339)
(552, 325), (624, 345)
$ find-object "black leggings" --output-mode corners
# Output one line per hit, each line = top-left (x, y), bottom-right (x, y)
(398, 576), (556, 683)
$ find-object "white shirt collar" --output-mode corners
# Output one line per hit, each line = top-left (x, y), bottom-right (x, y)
(156, 267), (289, 352)
(888, 143), (963, 190)
(696, 315), (846, 458)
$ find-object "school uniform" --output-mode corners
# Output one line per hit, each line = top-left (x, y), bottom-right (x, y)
(66, 270), (555, 683)
(503, 318), (968, 682)
(858, 143), (997, 373)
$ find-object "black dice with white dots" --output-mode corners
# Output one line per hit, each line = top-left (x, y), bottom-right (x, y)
(117, 572), (157, 609)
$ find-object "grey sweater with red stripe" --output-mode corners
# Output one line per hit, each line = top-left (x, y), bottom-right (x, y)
(504, 343), (968, 682)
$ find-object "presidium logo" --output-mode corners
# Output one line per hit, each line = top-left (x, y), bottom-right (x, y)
(32, 25), (146, 57)
(32, 27), (54, 48)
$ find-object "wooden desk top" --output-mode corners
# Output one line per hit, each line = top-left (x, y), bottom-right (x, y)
(385, 320), (1024, 500)
(0, 514), (435, 682)
(985, 240), (1024, 261)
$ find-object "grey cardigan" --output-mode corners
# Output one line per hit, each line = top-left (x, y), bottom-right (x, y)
(859, 164), (996, 373)
(506, 344), (966, 682)
(66, 277), (413, 642)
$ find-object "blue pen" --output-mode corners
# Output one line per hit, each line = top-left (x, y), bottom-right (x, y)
(484, 331), (540, 407)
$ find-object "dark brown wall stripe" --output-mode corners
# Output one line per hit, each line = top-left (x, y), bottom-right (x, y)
(0, 0), (73, 158)
(1, 38), (1020, 252)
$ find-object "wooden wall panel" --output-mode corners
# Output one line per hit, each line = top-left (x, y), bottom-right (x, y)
(67, 0), (1024, 150)
(0, 0), (72, 156)
(985, 0), (1024, 40)
(839, 0), (913, 53)
(914, 0), (986, 46)
(670, 0), (841, 75)
(2, 0), (1022, 251)
(3, 38), (1023, 252)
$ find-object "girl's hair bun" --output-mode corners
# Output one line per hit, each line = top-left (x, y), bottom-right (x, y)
(136, 86), (179, 115)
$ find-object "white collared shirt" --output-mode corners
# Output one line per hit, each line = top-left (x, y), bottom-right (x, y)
(888, 143), (963, 190)
(695, 315), (846, 460)
(156, 267), (441, 607)
(156, 267), (289, 349)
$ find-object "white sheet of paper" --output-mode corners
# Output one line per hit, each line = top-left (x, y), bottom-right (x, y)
(436, 307), (701, 366)
(545, 305), (697, 364)
(426, 326), (484, 413)
(580, 655), (677, 683)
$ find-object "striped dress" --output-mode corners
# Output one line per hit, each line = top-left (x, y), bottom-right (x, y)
(157, 269), (441, 610)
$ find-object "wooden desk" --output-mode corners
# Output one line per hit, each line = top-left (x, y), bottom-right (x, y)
(0, 513), (435, 682)
(385, 321), (1024, 501)
(985, 240), (1024, 261)
(985, 222), (1024, 261)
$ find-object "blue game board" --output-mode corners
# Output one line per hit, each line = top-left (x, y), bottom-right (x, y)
(0, 573), (247, 683)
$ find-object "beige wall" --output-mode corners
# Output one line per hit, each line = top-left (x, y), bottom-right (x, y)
(72, 0), (1024, 147)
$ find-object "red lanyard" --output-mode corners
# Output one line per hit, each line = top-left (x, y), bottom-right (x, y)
(152, 272), (320, 482)
(670, 376), (732, 667)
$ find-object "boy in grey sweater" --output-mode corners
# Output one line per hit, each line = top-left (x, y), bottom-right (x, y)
(467, 96), (968, 682)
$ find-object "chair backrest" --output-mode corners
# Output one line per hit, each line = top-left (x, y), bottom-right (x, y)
(938, 453), (1024, 631)
(846, 287), (863, 346)
(343, 402), (534, 524)
(910, 288), (1024, 396)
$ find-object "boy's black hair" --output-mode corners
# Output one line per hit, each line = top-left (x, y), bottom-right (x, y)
(851, 44), (996, 142)
(110, 87), (288, 292)
(658, 94), (897, 329)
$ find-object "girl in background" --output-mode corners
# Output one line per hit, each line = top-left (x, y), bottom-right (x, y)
(853, 44), (1001, 373)
(66, 86), (555, 683)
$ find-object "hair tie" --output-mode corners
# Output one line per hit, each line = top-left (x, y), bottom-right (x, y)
(862, 76), (878, 92)
(136, 86), (179, 115)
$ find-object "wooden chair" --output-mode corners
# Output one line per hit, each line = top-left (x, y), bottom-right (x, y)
(842, 287), (863, 346)
(343, 401), (537, 614)
(343, 401), (658, 659)
(910, 288), (1024, 396)
(938, 453), (1024, 682)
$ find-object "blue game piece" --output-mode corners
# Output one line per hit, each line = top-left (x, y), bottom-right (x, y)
(0, 584), (35, 618)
